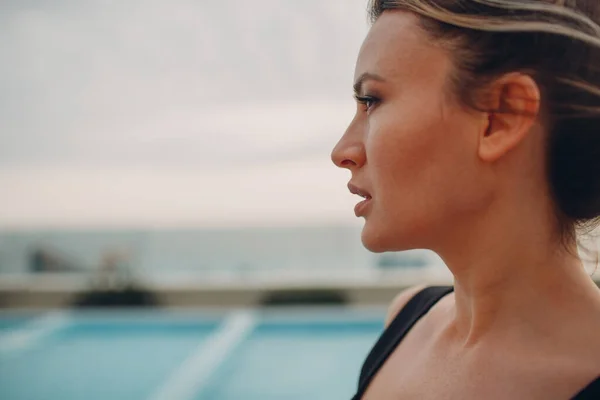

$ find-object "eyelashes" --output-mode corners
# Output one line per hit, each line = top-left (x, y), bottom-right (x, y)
(354, 94), (380, 112)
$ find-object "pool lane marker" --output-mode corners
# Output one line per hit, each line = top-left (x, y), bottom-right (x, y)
(148, 310), (257, 400)
(0, 312), (68, 353)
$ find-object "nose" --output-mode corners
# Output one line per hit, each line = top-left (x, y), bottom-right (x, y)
(331, 119), (366, 171)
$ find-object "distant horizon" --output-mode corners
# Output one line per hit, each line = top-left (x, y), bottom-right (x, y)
(0, 220), (364, 232)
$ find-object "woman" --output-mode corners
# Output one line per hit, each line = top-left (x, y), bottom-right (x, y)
(331, 1), (600, 399)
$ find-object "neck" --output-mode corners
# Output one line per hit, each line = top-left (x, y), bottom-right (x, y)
(434, 199), (598, 347)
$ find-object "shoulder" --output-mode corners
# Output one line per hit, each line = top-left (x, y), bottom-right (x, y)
(384, 285), (427, 328)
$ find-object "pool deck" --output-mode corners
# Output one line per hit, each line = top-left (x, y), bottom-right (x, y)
(0, 267), (456, 308)
(1, 267), (599, 309)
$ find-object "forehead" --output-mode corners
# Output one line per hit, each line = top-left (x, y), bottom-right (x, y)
(355, 11), (452, 83)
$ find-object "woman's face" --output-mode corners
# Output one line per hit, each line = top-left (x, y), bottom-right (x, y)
(332, 11), (490, 252)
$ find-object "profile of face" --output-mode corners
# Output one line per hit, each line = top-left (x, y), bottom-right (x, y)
(331, 11), (493, 253)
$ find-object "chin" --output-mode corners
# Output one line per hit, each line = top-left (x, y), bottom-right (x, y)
(360, 220), (395, 253)
(360, 217), (421, 253)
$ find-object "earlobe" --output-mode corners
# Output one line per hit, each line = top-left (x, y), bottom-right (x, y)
(477, 74), (541, 162)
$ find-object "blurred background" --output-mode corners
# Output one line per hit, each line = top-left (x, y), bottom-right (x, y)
(0, 1), (596, 400)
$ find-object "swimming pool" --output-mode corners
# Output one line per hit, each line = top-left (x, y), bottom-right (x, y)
(0, 308), (384, 400)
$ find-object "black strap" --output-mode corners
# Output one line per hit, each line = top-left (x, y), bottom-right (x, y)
(353, 286), (453, 399)
(572, 377), (600, 399)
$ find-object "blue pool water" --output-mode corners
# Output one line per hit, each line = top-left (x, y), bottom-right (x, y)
(0, 316), (32, 331)
(0, 310), (383, 400)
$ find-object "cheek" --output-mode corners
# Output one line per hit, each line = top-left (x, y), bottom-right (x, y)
(367, 104), (453, 199)
(364, 103), (486, 241)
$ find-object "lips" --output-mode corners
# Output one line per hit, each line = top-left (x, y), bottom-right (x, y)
(347, 183), (372, 200)
(348, 182), (372, 217)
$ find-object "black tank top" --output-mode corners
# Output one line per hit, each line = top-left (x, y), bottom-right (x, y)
(352, 286), (600, 399)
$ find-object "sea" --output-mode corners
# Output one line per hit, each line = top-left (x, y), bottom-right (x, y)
(0, 226), (444, 276)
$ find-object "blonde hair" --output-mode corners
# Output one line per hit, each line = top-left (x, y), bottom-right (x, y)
(368, 0), (600, 245)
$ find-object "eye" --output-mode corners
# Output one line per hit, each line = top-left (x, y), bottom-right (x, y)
(354, 94), (379, 113)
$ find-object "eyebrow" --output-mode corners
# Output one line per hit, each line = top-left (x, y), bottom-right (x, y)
(353, 72), (386, 95)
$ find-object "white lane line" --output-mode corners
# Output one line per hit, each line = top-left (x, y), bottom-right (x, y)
(148, 310), (257, 400)
(0, 312), (69, 353)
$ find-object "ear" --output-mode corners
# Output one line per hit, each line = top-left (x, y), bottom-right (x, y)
(478, 73), (541, 162)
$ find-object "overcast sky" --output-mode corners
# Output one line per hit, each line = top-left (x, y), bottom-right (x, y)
(0, 0), (370, 228)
